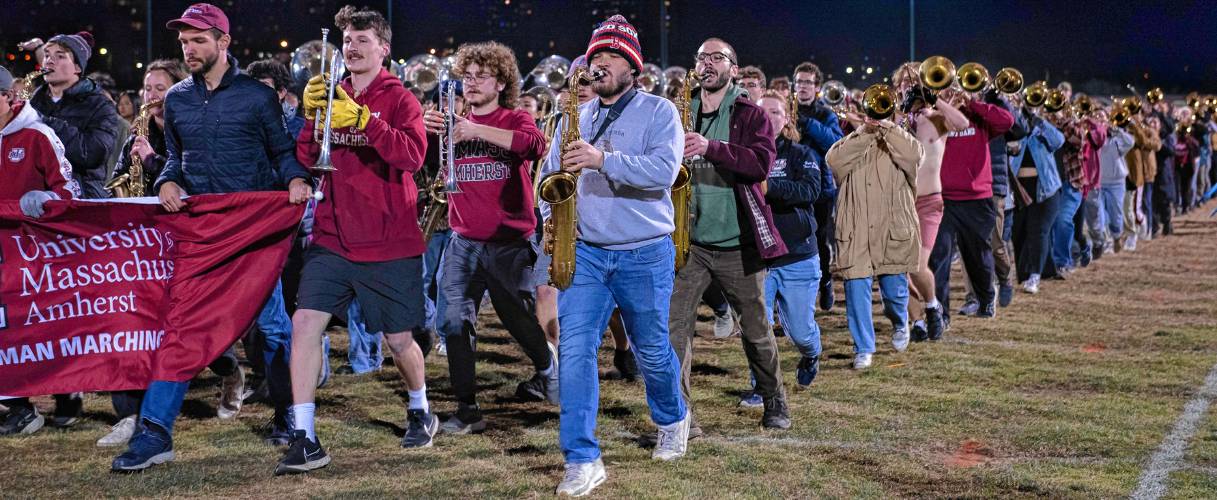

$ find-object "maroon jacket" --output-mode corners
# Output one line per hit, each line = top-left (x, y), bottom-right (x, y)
(702, 95), (788, 261)
(297, 69), (428, 262)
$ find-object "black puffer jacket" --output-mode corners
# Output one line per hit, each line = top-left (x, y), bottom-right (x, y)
(984, 90), (1028, 199)
(30, 77), (121, 199)
(154, 55), (307, 195)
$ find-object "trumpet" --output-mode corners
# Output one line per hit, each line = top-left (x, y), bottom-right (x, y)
(1024, 81), (1049, 108)
(420, 79), (463, 244)
(821, 79), (848, 115)
(1044, 88), (1068, 113)
(1071, 94), (1095, 119)
(19, 68), (51, 101)
(863, 84), (897, 120)
(1111, 105), (1131, 128)
(312, 28), (339, 172)
(1146, 87), (1164, 105)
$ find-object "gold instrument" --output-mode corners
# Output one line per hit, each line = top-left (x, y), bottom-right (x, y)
(957, 62), (989, 93)
(994, 67), (1024, 95)
(1024, 81), (1049, 108)
(1205, 96), (1217, 115)
(1187, 92), (1202, 110)
(1124, 95), (1144, 116)
(1111, 107), (1131, 128)
(106, 100), (163, 198)
(1044, 88), (1068, 113)
(671, 68), (696, 272)
(19, 69), (51, 101)
(1071, 94), (1094, 119)
(312, 28), (340, 172)
(918, 56), (956, 91)
(863, 84), (897, 120)
(538, 67), (591, 290)
(1146, 87), (1164, 105)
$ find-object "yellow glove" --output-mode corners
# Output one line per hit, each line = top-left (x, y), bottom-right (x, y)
(302, 74), (327, 121)
(329, 95), (371, 130)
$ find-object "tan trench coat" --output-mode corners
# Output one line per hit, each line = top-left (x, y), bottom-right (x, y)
(825, 122), (924, 280)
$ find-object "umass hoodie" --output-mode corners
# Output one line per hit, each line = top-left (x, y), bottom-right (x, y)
(297, 69), (428, 262)
(0, 102), (81, 200)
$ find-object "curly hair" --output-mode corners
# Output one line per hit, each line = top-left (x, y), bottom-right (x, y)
(335, 5), (391, 45)
(453, 41), (521, 110)
(245, 59), (292, 91)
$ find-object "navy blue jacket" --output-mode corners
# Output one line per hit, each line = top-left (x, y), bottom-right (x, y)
(155, 55), (307, 195)
(765, 136), (822, 266)
(30, 78), (121, 199)
(985, 90), (1028, 198)
(796, 99), (845, 159)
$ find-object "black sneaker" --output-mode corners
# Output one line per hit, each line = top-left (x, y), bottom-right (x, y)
(819, 281), (835, 311)
(612, 349), (639, 382)
(440, 403), (487, 435)
(926, 304), (945, 341)
(761, 395), (791, 429)
(516, 371), (558, 404)
(51, 392), (83, 428)
(111, 419), (174, 472)
(795, 356), (820, 388)
(402, 409), (439, 448)
(977, 302), (997, 318)
(274, 430), (330, 475)
(0, 406), (44, 436)
(910, 321), (928, 343)
(264, 412), (293, 447)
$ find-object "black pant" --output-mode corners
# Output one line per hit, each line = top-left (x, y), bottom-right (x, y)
(814, 200), (835, 289)
(111, 390), (143, 420)
(929, 198), (998, 315)
(1153, 176), (1174, 233)
(1012, 177), (1061, 283)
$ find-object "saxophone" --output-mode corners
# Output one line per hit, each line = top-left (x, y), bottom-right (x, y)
(18, 69), (51, 101)
(671, 69), (696, 271)
(107, 100), (163, 198)
(537, 67), (588, 290)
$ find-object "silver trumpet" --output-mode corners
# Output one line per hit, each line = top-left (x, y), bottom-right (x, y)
(313, 28), (338, 172)
(438, 77), (461, 194)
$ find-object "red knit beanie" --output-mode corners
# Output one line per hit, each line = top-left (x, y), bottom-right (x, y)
(585, 15), (642, 74)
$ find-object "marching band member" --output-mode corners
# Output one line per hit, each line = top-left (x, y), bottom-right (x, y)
(278, 5), (430, 474)
(542, 15), (689, 496)
(112, 3), (312, 472)
(669, 37), (789, 433)
(421, 41), (557, 435)
(1009, 99), (1065, 295)
(791, 61), (844, 310)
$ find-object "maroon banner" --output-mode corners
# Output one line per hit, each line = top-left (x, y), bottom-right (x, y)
(0, 193), (304, 397)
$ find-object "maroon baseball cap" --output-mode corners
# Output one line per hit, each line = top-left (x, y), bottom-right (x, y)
(166, 3), (230, 34)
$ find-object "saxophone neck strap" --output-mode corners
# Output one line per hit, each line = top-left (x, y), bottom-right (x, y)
(589, 87), (639, 146)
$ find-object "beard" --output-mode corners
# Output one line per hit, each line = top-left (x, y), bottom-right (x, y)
(701, 71), (731, 93)
(190, 51), (220, 76)
(594, 70), (634, 98)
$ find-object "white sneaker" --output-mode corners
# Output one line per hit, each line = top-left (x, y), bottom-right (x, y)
(853, 353), (873, 370)
(892, 327), (910, 352)
(96, 415), (137, 447)
(652, 411), (690, 461)
(217, 369), (246, 420)
(436, 341), (448, 357)
(713, 306), (739, 338)
(1023, 274), (1040, 295)
(1123, 235), (1137, 252)
(556, 458), (607, 497)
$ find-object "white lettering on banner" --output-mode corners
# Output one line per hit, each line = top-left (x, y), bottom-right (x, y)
(25, 290), (139, 326)
(10, 223), (170, 262)
(20, 251), (174, 297)
(57, 330), (163, 358)
(0, 341), (54, 365)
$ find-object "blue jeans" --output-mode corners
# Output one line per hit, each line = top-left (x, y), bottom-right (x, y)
(558, 238), (686, 464)
(257, 281), (293, 413)
(141, 283), (292, 434)
(763, 255), (822, 359)
(843, 274), (909, 355)
(1099, 183), (1125, 238)
(345, 301), (383, 374)
(423, 230), (451, 335)
(1051, 183), (1083, 269)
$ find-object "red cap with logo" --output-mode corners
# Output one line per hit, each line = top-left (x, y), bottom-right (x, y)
(166, 3), (230, 34)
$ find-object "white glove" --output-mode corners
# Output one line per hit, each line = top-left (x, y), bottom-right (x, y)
(19, 190), (60, 218)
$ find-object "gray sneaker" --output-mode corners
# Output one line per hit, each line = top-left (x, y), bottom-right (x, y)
(440, 404), (487, 435)
(556, 458), (606, 497)
(652, 411), (690, 461)
(713, 306), (740, 338)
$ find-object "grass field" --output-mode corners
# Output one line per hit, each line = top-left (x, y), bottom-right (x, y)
(2, 202), (1216, 498)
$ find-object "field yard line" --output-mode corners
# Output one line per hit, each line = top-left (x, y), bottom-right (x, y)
(1130, 359), (1217, 500)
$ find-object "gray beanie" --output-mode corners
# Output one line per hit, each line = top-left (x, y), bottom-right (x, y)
(47, 32), (94, 74)
(0, 66), (13, 92)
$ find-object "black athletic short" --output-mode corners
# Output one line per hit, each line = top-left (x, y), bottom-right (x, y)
(297, 245), (423, 334)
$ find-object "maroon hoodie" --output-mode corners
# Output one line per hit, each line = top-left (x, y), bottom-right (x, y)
(297, 69), (428, 262)
(0, 102), (80, 200)
(446, 106), (546, 242)
(940, 100), (1014, 201)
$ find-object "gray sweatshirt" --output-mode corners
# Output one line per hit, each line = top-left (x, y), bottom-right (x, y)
(1099, 126), (1135, 186)
(539, 90), (684, 250)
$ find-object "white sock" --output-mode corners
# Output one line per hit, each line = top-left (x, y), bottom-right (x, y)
(408, 385), (429, 414)
(926, 298), (940, 310)
(290, 403), (316, 441)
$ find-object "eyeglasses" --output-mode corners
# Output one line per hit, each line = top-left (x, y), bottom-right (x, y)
(694, 51), (734, 65)
(461, 73), (495, 85)
(794, 79), (820, 87)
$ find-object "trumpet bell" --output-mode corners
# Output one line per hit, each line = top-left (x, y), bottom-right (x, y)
(957, 62), (989, 93)
(1024, 81), (1049, 108)
(863, 84), (897, 120)
(291, 40), (345, 88)
(1045, 88), (1068, 113)
(821, 80), (848, 106)
(919, 56), (956, 91)
(1146, 87), (1165, 105)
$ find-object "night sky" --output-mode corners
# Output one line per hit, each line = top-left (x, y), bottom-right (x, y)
(2, 0), (1214, 94)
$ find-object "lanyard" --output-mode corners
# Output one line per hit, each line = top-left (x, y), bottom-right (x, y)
(588, 88), (638, 145)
